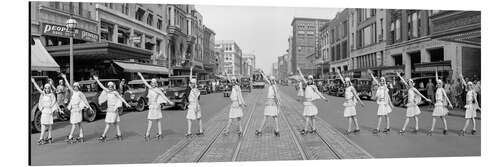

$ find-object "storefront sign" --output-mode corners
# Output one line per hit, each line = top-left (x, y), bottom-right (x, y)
(41, 23), (99, 42)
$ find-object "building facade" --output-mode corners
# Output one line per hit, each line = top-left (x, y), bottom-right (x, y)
(277, 54), (289, 81)
(290, 17), (329, 76)
(216, 40), (243, 76)
(202, 26), (217, 77)
(242, 53), (256, 77)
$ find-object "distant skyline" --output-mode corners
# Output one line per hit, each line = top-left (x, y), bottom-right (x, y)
(196, 5), (341, 74)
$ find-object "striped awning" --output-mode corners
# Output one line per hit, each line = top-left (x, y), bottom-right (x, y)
(31, 38), (60, 72)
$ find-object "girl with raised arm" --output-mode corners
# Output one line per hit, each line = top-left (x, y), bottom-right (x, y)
(397, 72), (431, 135)
(300, 74), (328, 135)
(223, 77), (247, 136)
(255, 72), (281, 137)
(185, 66), (203, 137)
(61, 74), (92, 143)
(138, 72), (174, 141)
(93, 75), (131, 142)
(369, 71), (394, 134)
(337, 71), (365, 135)
(458, 74), (480, 136)
(427, 72), (453, 136)
(31, 78), (61, 145)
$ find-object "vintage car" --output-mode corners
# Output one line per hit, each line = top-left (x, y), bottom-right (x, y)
(197, 80), (210, 95)
(123, 80), (149, 112)
(163, 75), (191, 110)
(352, 78), (373, 100)
(240, 77), (252, 92)
(328, 78), (345, 97)
(252, 73), (266, 89)
(78, 79), (123, 121)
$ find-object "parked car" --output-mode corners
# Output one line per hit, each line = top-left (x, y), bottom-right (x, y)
(123, 80), (149, 112)
(79, 79), (122, 121)
(240, 77), (252, 92)
(197, 80), (210, 95)
(352, 78), (373, 100)
(328, 78), (345, 97)
(164, 75), (191, 110)
(392, 76), (435, 107)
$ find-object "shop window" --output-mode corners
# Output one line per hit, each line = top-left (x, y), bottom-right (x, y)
(393, 54), (403, 66)
(409, 51), (421, 71)
(429, 48), (444, 62)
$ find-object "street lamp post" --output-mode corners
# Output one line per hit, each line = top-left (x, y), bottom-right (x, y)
(66, 17), (77, 84)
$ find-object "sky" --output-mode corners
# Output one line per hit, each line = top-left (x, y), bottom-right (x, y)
(196, 5), (342, 74)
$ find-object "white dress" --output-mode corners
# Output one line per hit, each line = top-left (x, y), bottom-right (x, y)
(464, 90), (478, 119)
(432, 88), (449, 116)
(405, 88), (421, 117)
(67, 91), (89, 124)
(229, 85), (245, 119)
(376, 86), (392, 116)
(147, 88), (168, 120)
(303, 85), (321, 116)
(264, 85), (279, 116)
(343, 86), (357, 117)
(297, 83), (304, 97)
(38, 93), (57, 125)
(99, 91), (123, 123)
(186, 88), (202, 120)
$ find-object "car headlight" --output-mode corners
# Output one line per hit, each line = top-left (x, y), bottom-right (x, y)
(174, 92), (179, 97)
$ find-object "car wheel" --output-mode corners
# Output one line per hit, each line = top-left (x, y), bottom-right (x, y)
(83, 104), (97, 122)
(32, 109), (42, 133)
(136, 98), (146, 112)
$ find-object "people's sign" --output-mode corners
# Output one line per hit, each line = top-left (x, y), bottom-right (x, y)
(42, 23), (99, 42)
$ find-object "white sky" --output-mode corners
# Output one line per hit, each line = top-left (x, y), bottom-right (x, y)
(196, 5), (341, 74)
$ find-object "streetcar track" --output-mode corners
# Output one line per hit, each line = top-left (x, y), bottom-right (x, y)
(279, 106), (308, 160)
(279, 90), (343, 159)
(231, 91), (262, 161)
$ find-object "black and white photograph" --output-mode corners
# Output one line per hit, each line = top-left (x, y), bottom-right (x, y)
(16, 0), (495, 166)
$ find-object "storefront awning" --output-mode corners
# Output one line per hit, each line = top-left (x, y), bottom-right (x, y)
(31, 38), (60, 72)
(113, 61), (169, 75)
(46, 42), (153, 60)
(414, 61), (452, 72)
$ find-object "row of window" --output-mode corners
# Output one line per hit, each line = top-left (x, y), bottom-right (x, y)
(48, 2), (92, 19)
(355, 52), (379, 69)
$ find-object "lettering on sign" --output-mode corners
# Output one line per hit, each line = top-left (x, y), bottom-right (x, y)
(41, 23), (98, 42)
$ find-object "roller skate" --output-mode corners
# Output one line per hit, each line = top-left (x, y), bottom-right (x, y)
(65, 136), (74, 144)
(236, 130), (242, 137)
(274, 130), (280, 137)
(458, 130), (465, 136)
(45, 138), (53, 144)
(97, 136), (106, 143)
(426, 130), (433, 136)
(144, 134), (150, 142)
(372, 129), (380, 135)
(76, 137), (84, 143)
(115, 135), (123, 141)
(412, 129), (419, 134)
(471, 130), (477, 135)
(353, 129), (360, 134)
(155, 134), (163, 140)
(383, 128), (390, 134)
(196, 131), (204, 136)
(299, 129), (307, 135)
(185, 133), (193, 138)
(310, 129), (317, 134)
(398, 130), (406, 135)
(255, 130), (262, 136)
(37, 139), (45, 145)
(442, 129), (448, 135)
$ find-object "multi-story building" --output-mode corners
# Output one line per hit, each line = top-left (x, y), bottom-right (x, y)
(324, 9), (351, 77)
(316, 20), (331, 78)
(277, 54), (289, 81)
(382, 9), (480, 82)
(348, 8), (387, 78)
(287, 36), (293, 75)
(242, 53), (256, 77)
(272, 62), (279, 78)
(290, 17), (329, 76)
(202, 26), (217, 77)
(214, 47), (224, 74)
(216, 40), (242, 76)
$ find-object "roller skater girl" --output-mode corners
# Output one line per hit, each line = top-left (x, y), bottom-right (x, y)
(427, 72), (453, 136)
(369, 71), (394, 134)
(223, 77), (247, 136)
(61, 74), (93, 143)
(298, 68), (327, 135)
(93, 75), (131, 142)
(138, 72), (174, 141)
(396, 72), (431, 135)
(336, 71), (365, 135)
(31, 78), (62, 145)
(458, 74), (480, 136)
(185, 66), (203, 137)
(255, 72), (281, 137)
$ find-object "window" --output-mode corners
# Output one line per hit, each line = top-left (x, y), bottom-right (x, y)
(78, 2), (83, 16)
(117, 28), (129, 45)
(429, 48), (444, 62)
(49, 2), (59, 9)
(157, 19), (162, 30)
(395, 19), (401, 41)
(380, 18), (384, 41)
(390, 22), (395, 43)
(393, 54), (402, 66)
(122, 4), (129, 15)
(135, 8), (145, 21)
(147, 14), (153, 26)
(100, 21), (113, 41)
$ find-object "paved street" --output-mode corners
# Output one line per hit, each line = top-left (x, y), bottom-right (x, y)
(30, 86), (480, 165)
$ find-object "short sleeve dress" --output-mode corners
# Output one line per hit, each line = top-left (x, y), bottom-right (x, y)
(68, 91), (88, 124)
(405, 88), (422, 117)
(186, 88), (202, 120)
(343, 86), (357, 117)
(432, 88), (449, 116)
(99, 91), (123, 123)
(264, 85), (279, 116)
(38, 93), (58, 125)
(229, 85), (245, 119)
(303, 85), (320, 116)
(464, 90), (477, 119)
(376, 86), (392, 116)
(147, 88), (168, 120)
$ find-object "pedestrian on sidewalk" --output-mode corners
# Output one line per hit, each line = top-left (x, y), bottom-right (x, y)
(458, 74), (480, 136)
(94, 75), (131, 142)
(427, 73), (453, 136)
(223, 77), (247, 136)
(256, 73), (281, 137)
(300, 75), (328, 135)
(138, 73), (173, 141)
(61, 74), (92, 143)
(369, 72), (394, 134)
(396, 72), (431, 135)
(336, 71), (365, 135)
(31, 78), (62, 145)
(426, 79), (436, 103)
(185, 66), (203, 137)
